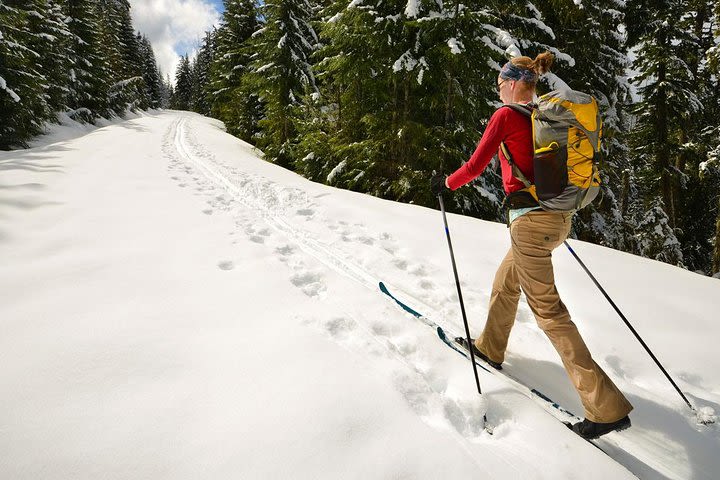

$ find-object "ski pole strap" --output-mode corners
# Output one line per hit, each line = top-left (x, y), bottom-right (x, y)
(500, 141), (532, 189)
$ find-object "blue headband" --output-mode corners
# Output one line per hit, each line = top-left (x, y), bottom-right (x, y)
(500, 62), (538, 83)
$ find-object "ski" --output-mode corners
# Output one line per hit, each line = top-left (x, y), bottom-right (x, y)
(378, 281), (620, 457)
(379, 281), (579, 419)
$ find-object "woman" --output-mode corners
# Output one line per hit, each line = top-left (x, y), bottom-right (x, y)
(431, 53), (633, 439)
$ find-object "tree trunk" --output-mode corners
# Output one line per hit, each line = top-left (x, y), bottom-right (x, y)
(620, 169), (630, 217)
(336, 83), (342, 132)
(444, 1), (461, 129)
(444, 72), (453, 128)
(713, 197), (720, 275)
(619, 169), (632, 251)
(656, 59), (676, 227)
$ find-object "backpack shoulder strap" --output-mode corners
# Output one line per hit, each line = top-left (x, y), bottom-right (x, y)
(503, 103), (534, 117)
(499, 103), (534, 188)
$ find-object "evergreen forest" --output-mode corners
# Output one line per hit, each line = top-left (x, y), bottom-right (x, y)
(0, 0), (168, 148)
(3, 0), (720, 278)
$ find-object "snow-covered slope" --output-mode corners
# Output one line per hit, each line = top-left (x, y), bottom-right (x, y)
(1, 111), (718, 479)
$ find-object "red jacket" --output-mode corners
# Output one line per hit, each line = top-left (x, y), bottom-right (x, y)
(447, 106), (534, 194)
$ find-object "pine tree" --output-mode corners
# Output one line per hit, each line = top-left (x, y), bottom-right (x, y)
(172, 55), (193, 110)
(159, 73), (173, 109)
(1, 0), (160, 148)
(293, 0), (385, 187)
(138, 34), (162, 109)
(411, 0), (510, 215)
(666, 0), (719, 273)
(208, 0), (260, 138)
(298, 1), (528, 212)
(66, 0), (111, 121)
(0, 1), (54, 147)
(99, 0), (146, 114)
(625, 0), (703, 266)
(192, 30), (215, 115)
(41, 0), (73, 113)
(493, 1), (564, 83)
(706, 0), (720, 275)
(247, 0), (319, 168)
(633, 196), (685, 265)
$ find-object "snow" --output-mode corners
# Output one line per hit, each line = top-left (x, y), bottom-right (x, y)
(548, 46), (575, 67)
(326, 158), (346, 183)
(527, 2), (542, 19)
(393, 50), (418, 72)
(510, 14), (555, 40)
(544, 72), (572, 91)
(0, 75), (21, 103)
(1, 111), (720, 479)
(255, 63), (274, 74)
(447, 37), (463, 55)
(405, 0), (420, 18)
(482, 24), (521, 58)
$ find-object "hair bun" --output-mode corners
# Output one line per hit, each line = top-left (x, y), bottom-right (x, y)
(533, 51), (554, 75)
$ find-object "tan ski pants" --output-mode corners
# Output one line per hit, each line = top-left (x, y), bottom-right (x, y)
(475, 211), (633, 423)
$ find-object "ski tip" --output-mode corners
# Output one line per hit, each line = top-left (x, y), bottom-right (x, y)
(378, 282), (388, 293)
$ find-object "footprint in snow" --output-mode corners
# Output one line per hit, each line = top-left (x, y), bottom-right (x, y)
(275, 245), (294, 256)
(442, 396), (488, 438)
(321, 316), (357, 339)
(358, 236), (375, 245)
(393, 259), (408, 270)
(392, 371), (432, 417)
(409, 265), (427, 277)
(290, 271), (325, 297)
(202, 209), (213, 215)
(296, 208), (314, 216)
(419, 279), (434, 290)
(218, 261), (235, 271)
(381, 243), (397, 255)
(249, 235), (265, 244)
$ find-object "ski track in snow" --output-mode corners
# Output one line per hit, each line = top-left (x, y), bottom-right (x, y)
(162, 117), (505, 458)
(162, 115), (719, 480)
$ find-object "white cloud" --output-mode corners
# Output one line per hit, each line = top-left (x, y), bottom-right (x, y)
(129, 0), (221, 83)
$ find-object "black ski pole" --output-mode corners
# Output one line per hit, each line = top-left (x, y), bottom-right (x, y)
(438, 195), (485, 406)
(563, 240), (696, 413)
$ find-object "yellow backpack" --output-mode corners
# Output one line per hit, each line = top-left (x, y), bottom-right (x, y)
(501, 89), (602, 212)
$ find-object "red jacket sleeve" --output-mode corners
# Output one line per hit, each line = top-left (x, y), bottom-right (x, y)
(447, 108), (507, 191)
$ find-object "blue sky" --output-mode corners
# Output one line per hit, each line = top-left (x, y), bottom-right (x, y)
(209, 0), (225, 13)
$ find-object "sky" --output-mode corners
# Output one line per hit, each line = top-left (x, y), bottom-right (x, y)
(129, 0), (224, 82)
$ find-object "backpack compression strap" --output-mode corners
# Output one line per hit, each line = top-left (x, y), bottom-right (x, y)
(499, 103), (534, 189)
